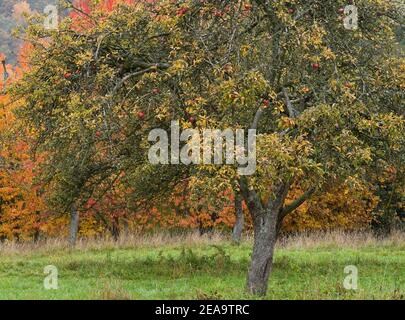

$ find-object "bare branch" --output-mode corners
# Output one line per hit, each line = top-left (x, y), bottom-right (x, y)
(251, 107), (265, 130)
(65, 0), (98, 24)
(109, 62), (170, 96)
(280, 187), (316, 218)
(282, 87), (298, 118)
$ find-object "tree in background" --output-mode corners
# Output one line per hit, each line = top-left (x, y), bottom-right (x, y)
(0, 50), (49, 241)
(0, 0), (53, 64)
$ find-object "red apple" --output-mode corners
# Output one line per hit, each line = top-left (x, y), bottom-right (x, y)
(189, 116), (196, 124)
(244, 4), (253, 11)
(263, 99), (270, 106)
(138, 111), (145, 120)
(64, 72), (72, 79)
(177, 8), (188, 16)
(152, 88), (160, 94)
(288, 8), (295, 14)
(311, 63), (320, 70)
(338, 8), (345, 15)
(87, 198), (96, 207)
(95, 131), (102, 138)
(214, 11), (223, 17)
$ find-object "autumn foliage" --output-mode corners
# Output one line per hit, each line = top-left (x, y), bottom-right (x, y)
(0, 0), (403, 242)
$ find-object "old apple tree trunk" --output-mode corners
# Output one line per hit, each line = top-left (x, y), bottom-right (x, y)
(232, 192), (245, 245)
(242, 183), (289, 295)
(69, 204), (80, 247)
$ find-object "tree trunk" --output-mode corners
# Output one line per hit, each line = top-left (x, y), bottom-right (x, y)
(110, 216), (120, 241)
(69, 205), (80, 247)
(232, 193), (244, 244)
(122, 217), (129, 237)
(243, 183), (290, 296)
(246, 207), (279, 295)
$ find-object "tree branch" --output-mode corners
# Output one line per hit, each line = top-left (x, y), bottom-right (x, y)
(65, 0), (98, 24)
(239, 176), (264, 213)
(131, 60), (170, 70)
(251, 106), (265, 130)
(282, 87), (298, 118)
(280, 186), (316, 218)
(109, 62), (169, 96)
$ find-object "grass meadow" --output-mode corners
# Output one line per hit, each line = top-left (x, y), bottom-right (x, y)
(0, 231), (404, 300)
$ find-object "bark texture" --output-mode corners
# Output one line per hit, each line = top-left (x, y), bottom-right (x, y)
(69, 205), (80, 247)
(232, 193), (244, 244)
(242, 182), (290, 296)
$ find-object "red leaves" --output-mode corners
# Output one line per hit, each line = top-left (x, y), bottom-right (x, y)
(75, 0), (91, 14)
(177, 7), (189, 17)
(105, 0), (114, 12)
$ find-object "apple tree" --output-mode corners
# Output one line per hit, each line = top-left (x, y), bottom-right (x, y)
(13, 0), (404, 295)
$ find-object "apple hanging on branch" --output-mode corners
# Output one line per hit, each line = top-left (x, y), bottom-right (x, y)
(137, 111), (145, 120)
(311, 63), (320, 71)
(262, 99), (271, 108)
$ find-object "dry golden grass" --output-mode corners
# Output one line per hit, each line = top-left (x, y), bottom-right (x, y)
(0, 231), (226, 256)
(0, 229), (404, 256)
(277, 229), (405, 249)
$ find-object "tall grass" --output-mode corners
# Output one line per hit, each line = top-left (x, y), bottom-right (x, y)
(0, 229), (404, 256)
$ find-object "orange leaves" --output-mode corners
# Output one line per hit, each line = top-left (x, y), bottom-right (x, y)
(0, 187), (19, 202)
(283, 183), (377, 232)
(73, 0), (91, 15)
(12, 1), (32, 22)
(0, 90), (46, 240)
(104, 0), (114, 12)
(71, 0), (144, 17)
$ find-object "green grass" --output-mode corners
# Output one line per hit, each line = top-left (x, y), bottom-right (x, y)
(0, 239), (404, 300)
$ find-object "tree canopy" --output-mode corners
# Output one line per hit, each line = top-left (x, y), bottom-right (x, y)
(10, 0), (405, 295)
